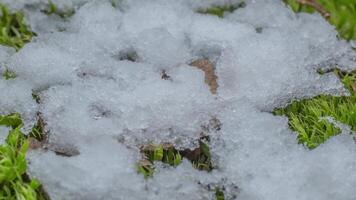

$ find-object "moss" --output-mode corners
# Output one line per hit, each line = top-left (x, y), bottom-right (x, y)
(274, 70), (356, 149)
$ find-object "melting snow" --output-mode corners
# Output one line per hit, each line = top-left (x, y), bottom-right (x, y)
(0, 0), (356, 199)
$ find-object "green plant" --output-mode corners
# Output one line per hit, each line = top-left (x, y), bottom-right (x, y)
(137, 160), (154, 178)
(0, 113), (23, 128)
(215, 188), (225, 200)
(2, 69), (17, 80)
(137, 144), (182, 178)
(274, 70), (356, 149)
(28, 112), (47, 143)
(0, 4), (35, 50)
(137, 140), (214, 177)
(0, 114), (49, 199)
(189, 141), (213, 172)
(284, 0), (356, 40)
(197, 2), (246, 18)
(42, 0), (74, 19)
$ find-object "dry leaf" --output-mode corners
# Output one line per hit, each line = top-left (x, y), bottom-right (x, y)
(190, 58), (218, 94)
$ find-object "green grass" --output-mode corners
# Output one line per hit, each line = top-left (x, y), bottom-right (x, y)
(42, 0), (74, 19)
(137, 141), (223, 199)
(137, 140), (214, 178)
(274, 70), (356, 149)
(0, 114), (48, 200)
(29, 118), (46, 143)
(0, 4), (35, 50)
(284, 0), (356, 40)
(197, 2), (246, 18)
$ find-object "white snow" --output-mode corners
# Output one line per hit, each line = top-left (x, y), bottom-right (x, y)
(0, 126), (9, 144)
(0, 0), (355, 199)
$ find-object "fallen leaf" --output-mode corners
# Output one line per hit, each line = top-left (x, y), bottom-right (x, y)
(190, 58), (218, 94)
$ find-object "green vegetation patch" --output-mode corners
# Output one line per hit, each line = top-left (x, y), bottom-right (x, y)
(137, 139), (226, 199)
(0, 113), (49, 200)
(137, 139), (214, 178)
(197, 2), (246, 18)
(29, 115), (47, 143)
(215, 188), (225, 200)
(180, 140), (214, 171)
(42, 0), (75, 19)
(0, 4), (35, 50)
(137, 143), (182, 178)
(2, 69), (17, 80)
(284, 0), (356, 40)
(274, 70), (356, 149)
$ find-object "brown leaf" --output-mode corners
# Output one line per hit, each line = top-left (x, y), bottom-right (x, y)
(138, 159), (153, 167)
(180, 147), (201, 162)
(190, 58), (218, 94)
(47, 143), (80, 157)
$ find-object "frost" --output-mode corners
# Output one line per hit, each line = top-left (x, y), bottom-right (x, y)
(0, 0), (355, 199)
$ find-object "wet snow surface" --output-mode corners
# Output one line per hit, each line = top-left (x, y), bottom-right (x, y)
(1, 0), (356, 199)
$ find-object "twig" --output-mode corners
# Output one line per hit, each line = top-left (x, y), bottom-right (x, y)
(297, 0), (331, 19)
